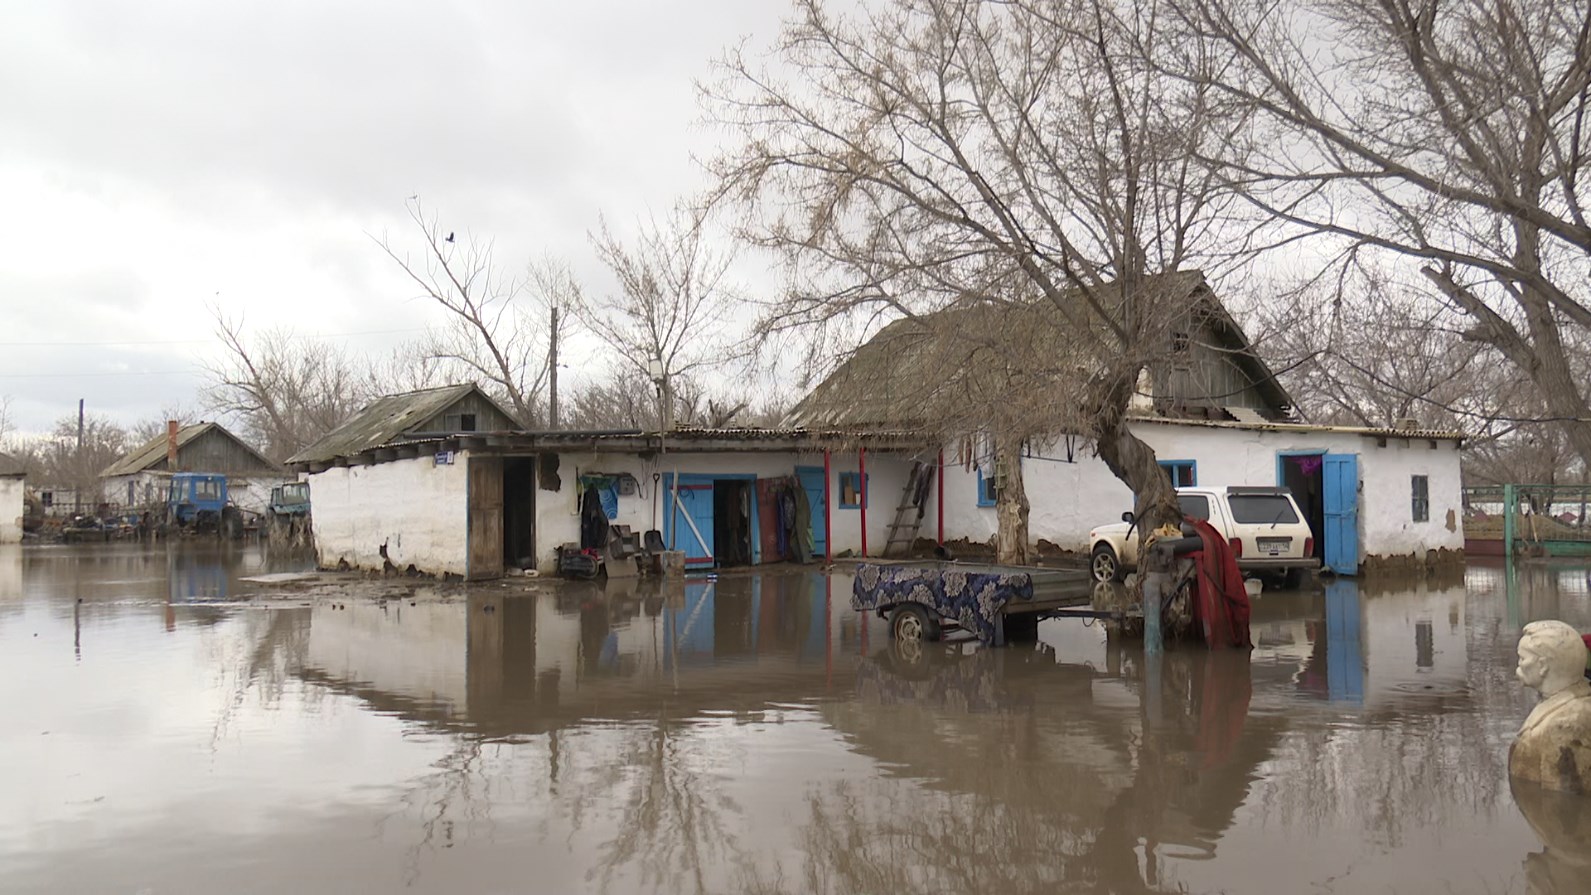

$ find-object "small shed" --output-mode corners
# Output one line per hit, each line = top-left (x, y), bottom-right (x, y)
(101, 421), (285, 513)
(0, 451), (24, 543)
(288, 383), (522, 472)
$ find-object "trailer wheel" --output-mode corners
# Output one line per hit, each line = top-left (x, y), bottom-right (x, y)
(889, 604), (941, 644)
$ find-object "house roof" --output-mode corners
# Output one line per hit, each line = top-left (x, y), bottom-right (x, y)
(790, 271), (1294, 431)
(286, 383), (520, 466)
(0, 451), (25, 478)
(1129, 414), (1465, 442)
(100, 421), (278, 478)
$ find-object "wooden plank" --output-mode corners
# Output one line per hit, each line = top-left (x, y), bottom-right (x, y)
(467, 455), (504, 580)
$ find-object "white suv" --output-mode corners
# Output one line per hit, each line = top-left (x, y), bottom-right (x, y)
(1086, 486), (1319, 586)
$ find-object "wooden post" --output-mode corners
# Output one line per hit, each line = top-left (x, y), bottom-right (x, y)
(859, 447), (868, 558)
(936, 448), (945, 545)
(823, 450), (833, 564)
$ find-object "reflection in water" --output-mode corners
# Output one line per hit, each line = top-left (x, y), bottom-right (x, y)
(3, 550), (1591, 893)
(1513, 779), (1591, 894)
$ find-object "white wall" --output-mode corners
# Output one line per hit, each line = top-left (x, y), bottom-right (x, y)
(0, 478), (22, 543)
(532, 449), (917, 570)
(307, 455), (470, 576)
(936, 422), (1464, 562)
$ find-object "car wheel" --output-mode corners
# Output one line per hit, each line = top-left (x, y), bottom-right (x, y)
(1279, 568), (1304, 590)
(1091, 543), (1123, 583)
(889, 603), (941, 644)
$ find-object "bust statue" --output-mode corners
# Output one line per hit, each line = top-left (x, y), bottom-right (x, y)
(1510, 620), (1591, 795)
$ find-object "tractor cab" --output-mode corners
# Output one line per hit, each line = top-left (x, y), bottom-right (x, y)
(166, 473), (239, 536)
(270, 482), (311, 517)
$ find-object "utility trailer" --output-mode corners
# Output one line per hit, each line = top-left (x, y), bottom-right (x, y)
(851, 561), (1134, 647)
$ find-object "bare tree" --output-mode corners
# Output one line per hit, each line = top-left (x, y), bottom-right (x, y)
(706, 0), (1267, 559)
(1169, 0), (1591, 471)
(131, 404), (199, 445)
(376, 200), (572, 427)
(581, 204), (737, 430)
(30, 412), (129, 507)
(564, 368), (778, 431)
(201, 312), (372, 462)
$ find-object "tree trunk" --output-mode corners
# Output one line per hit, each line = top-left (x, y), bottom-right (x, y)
(1089, 370), (1181, 537)
(993, 433), (1031, 564)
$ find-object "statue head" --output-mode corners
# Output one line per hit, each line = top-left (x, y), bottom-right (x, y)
(1517, 621), (1590, 698)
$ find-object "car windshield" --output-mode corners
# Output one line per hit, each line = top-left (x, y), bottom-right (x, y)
(1177, 494), (1211, 520)
(1228, 494), (1300, 524)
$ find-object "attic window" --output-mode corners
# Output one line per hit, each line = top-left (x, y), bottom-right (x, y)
(443, 413), (478, 432)
(1171, 331), (1191, 353)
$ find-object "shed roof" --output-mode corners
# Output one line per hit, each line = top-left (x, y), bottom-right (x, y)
(0, 451), (25, 478)
(101, 421), (278, 478)
(287, 383), (520, 466)
(790, 271), (1294, 431)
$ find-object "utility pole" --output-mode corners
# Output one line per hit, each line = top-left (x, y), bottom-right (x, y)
(548, 305), (559, 429)
(75, 398), (85, 514)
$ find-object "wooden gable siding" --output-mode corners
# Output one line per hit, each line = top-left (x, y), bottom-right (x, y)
(1152, 317), (1276, 417)
(168, 428), (279, 474)
(416, 393), (520, 433)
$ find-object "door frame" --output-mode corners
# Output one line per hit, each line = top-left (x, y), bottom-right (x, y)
(662, 472), (763, 568)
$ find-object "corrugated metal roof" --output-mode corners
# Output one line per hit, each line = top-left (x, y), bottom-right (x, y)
(1130, 414), (1465, 442)
(0, 451), (25, 478)
(287, 383), (516, 465)
(100, 421), (277, 478)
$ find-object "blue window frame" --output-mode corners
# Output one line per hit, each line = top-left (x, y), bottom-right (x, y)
(839, 472), (867, 509)
(976, 466), (998, 507)
(1159, 460), (1197, 488)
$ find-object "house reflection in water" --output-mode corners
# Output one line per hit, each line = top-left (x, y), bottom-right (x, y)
(297, 572), (861, 735)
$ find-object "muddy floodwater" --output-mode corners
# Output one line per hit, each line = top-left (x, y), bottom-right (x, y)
(3, 544), (1590, 894)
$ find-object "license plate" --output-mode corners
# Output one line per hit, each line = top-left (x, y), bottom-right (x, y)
(1257, 537), (1290, 556)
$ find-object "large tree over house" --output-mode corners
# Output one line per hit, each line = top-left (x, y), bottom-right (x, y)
(1167, 0), (1591, 474)
(706, 0), (1269, 561)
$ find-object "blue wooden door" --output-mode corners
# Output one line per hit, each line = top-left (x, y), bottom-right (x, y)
(1322, 453), (1360, 575)
(663, 475), (716, 568)
(795, 466), (827, 558)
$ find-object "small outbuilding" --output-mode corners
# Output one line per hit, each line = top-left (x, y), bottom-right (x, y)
(0, 452), (25, 543)
(101, 421), (286, 513)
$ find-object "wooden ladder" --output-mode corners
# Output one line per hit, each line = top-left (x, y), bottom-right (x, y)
(883, 462), (934, 557)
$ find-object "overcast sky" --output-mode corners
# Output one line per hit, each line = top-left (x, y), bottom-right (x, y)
(0, 0), (790, 436)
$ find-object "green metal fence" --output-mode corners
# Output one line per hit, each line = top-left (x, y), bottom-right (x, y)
(1463, 483), (1591, 558)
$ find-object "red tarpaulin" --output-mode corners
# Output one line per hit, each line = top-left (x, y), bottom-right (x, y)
(1186, 518), (1253, 649)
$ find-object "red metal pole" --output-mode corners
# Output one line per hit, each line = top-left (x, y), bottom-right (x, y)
(937, 448), (945, 545)
(859, 447), (868, 558)
(823, 450), (833, 564)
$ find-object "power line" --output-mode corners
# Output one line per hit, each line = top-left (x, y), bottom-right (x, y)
(0, 370), (193, 379)
(0, 326), (428, 348)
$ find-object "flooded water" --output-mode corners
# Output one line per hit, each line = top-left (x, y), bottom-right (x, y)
(2, 544), (1589, 894)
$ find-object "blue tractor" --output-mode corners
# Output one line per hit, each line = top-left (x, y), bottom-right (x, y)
(166, 472), (244, 538)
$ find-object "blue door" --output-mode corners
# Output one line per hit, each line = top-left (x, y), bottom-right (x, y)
(663, 475), (716, 568)
(795, 466), (827, 558)
(1322, 453), (1360, 575)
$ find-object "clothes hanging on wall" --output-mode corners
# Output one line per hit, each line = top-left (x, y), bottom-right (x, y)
(580, 486), (608, 550)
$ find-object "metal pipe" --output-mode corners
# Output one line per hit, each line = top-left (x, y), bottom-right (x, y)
(936, 449), (945, 545)
(823, 450), (833, 564)
(859, 447), (868, 558)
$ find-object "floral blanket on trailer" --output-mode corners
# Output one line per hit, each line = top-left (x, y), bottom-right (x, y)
(851, 564), (1035, 644)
